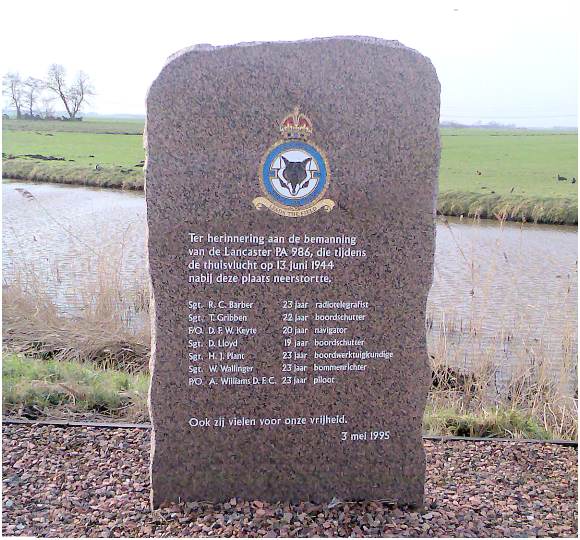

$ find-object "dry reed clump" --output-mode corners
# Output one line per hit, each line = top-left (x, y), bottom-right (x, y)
(3, 187), (150, 372)
(504, 355), (578, 440)
(437, 191), (578, 225)
(427, 346), (578, 440)
(426, 217), (578, 440)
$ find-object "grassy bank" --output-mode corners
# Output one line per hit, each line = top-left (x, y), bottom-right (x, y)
(2, 354), (148, 422)
(2, 120), (578, 224)
(423, 405), (551, 439)
(2, 353), (567, 440)
(2, 159), (143, 190)
(437, 191), (578, 224)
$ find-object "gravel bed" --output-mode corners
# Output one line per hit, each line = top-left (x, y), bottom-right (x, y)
(2, 425), (577, 537)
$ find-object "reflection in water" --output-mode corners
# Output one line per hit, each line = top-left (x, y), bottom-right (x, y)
(3, 181), (578, 389)
(3, 182), (145, 317)
(429, 217), (577, 394)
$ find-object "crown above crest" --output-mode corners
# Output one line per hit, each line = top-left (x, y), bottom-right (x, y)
(279, 106), (313, 139)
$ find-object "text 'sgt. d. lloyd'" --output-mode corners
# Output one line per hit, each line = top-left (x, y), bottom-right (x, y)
(145, 37), (440, 509)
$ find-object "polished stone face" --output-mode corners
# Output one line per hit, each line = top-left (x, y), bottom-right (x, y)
(146, 36), (440, 509)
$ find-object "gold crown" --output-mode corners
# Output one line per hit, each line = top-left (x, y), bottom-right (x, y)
(279, 106), (313, 139)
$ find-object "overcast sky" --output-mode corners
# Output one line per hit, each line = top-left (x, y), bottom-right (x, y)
(2, 0), (578, 127)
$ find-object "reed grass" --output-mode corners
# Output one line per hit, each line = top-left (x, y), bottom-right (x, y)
(437, 191), (578, 225)
(426, 216), (578, 440)
(2, 191), (577, 439)
(427, 354), (577, 440)
(3, 188), (150, 371)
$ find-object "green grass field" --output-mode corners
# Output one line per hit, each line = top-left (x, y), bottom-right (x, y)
(2, 119), (578, 222)
(3, 119), (144, 189)
(3, 118), (143, 134)
(440, 129), (577, 199)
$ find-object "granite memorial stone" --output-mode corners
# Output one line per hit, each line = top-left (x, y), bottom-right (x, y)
(146, 36), (440, 508)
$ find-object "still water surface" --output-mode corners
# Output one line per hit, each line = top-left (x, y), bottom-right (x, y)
(3, 181), (577, 382)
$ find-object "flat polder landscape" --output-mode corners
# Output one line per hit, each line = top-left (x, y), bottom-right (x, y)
(2, 117), (578, 443)
(3, 118), (578, 223)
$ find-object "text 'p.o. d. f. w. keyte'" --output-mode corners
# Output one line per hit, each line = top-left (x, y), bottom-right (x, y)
(146, 36), (440, 509)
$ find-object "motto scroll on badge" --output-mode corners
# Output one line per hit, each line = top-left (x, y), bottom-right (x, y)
(253, 107), (335, 218)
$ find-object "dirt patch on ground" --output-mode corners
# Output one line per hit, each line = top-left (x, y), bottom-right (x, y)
(2, 424), (577, 537)
(21, 154), (66, 161)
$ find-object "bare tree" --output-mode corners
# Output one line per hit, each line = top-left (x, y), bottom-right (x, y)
(68, 71), (94, 118)
(45, 64), (94, 119)
(22, 77), (44, 117)
(3, 73), (24, 118)
(45, 64), (68, 116)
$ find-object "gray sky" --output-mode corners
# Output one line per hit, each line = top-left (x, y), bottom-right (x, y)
(2, 0), (578, 127)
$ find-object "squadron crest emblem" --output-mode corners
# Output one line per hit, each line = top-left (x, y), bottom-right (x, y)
(252, 107), (335, 218)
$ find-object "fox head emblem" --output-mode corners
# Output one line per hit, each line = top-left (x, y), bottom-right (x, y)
(278, 156), (312, 196)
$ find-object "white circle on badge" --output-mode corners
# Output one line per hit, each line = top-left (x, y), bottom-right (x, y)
(270, 149), (320, 200)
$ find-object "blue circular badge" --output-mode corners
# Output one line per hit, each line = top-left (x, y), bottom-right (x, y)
(261, 140), (328, 207)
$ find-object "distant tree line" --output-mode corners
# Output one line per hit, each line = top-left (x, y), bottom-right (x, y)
(440, 120), (518, 129)
(2, 65), (94, 120)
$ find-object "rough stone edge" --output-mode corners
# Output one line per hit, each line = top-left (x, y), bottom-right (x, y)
(142, 104), (157, 508)
(146, 35), (439, 104)
(166, 35), (410, 62)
